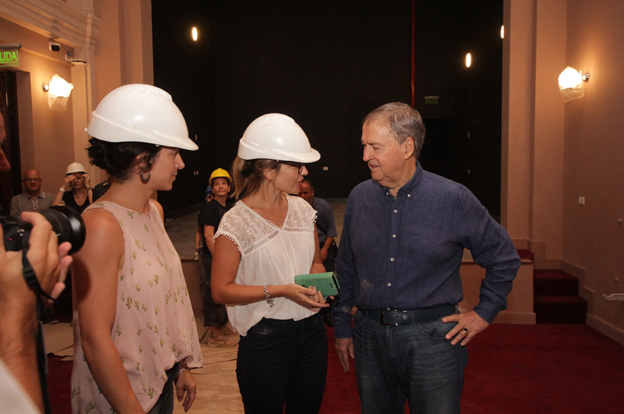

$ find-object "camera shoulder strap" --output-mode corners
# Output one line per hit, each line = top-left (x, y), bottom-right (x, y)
(21, 239), (53, 414)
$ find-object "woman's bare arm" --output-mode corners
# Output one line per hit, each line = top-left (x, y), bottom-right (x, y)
(72, 209), (145, 414)
(211, 236), (328, 309)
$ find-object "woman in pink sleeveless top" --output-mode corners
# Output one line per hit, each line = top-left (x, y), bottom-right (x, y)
(71, 84), (202, 414)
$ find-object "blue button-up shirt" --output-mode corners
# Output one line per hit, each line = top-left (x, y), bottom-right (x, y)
(334, 163), (520, 338)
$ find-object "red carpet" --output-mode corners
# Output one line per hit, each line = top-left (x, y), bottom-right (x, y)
(48, 324), (624, 413)
(48, 355), (73, 414)
(320, 324), (624, 414)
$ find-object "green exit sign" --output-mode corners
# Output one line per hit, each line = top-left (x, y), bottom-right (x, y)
(0, 44), (21, 67)
(424, 96), (439, 105)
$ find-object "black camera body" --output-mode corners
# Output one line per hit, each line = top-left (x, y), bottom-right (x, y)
(1, 215), (33, 251)
(1, 205), (86, 254)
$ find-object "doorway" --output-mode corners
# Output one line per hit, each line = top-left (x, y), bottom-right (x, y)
(0, 70), (22, 215)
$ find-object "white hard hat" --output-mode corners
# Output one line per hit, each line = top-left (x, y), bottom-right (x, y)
(238, 114), (320, 163)
(66, 162), (87, 175)
(86, 84), (198, 151)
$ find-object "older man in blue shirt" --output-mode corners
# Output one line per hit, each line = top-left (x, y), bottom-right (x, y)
(333, 102), (520, 414)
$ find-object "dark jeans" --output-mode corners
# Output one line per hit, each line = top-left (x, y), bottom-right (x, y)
(353, 309), (468, 414)
(198, 250), (228, 328)
(147, 363), (180, 414)
(236, 313), (328, 414)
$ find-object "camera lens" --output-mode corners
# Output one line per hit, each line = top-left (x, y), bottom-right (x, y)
(38, 206), (86, 254)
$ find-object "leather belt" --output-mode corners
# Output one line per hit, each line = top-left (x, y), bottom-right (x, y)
(358, 304), (457, 326)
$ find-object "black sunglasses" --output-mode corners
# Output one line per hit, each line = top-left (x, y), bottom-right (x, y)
(279, 161), (305, 174)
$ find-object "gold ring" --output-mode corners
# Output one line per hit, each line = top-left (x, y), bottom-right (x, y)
(462, 328), (468, 333)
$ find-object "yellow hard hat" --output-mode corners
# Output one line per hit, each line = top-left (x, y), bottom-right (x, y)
(209, 168), (232, 186)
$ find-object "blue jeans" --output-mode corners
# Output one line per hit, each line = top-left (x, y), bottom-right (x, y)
(353, 310), (468, 414)
(236, 313), (327, 414)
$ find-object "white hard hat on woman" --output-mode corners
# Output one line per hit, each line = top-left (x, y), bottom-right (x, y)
(238, 113), (319, 163)
(87, 84), (198, 150)
(66, 162), (87, 175)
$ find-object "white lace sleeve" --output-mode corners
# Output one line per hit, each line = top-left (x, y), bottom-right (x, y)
(214, 207), (244, 255)
(283, 196), (317, 232)
(214, 202), (281, 257)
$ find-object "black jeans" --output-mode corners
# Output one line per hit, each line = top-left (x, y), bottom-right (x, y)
(236, 313), (327, 414)
(147, 363), (180, 414)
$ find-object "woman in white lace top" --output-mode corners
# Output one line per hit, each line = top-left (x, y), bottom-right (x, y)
(212, 114), (329, 414)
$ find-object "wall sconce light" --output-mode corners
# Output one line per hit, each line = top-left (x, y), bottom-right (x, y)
(558, 66), (589, 104)
(465, 53), (472, 68)
(192, 27), (198, 41)
(42, 74), (74, 111)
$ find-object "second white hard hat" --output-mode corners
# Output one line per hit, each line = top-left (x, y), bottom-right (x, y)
(86, 84), (198, 151)
(238, 113), (320, 163)
(66, 162), (87, 175)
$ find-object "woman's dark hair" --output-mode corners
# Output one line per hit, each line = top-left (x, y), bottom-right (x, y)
(87, 137), (161, 182)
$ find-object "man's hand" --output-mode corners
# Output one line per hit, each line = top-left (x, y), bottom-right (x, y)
(320, 246), (329, 262)
(442, 309), (489, 346)
(0, 211), (72, 412)
(0, 212), (72, 309)
(24, 212), (72, 302)
(335, 337), (354, 371)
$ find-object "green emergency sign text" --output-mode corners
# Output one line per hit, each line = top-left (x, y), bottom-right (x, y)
(0, 50), (19, 67)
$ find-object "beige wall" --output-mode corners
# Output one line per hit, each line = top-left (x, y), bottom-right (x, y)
(505, 0), (624, 343)
(0, 17), (76, 193)
(94, 0), (153, 105)
(561, 0), (624, 340)
(502, 0), (534, 242)
(0, 0), (153, 187)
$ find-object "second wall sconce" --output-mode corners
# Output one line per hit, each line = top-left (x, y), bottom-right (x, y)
(558, 66), (589, 104)
(42, 74), (74, 111)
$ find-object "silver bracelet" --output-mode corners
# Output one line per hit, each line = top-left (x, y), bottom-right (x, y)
(264, 284), (275, 307)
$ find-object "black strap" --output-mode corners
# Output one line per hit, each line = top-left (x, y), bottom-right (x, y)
(36, 298), (52, 414)
(20, 235), (53, 414)
(20, 232), (55, 302)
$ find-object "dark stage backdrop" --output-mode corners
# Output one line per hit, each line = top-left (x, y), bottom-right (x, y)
(152, 0), (502, 219)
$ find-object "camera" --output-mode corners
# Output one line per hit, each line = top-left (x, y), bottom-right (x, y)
(49, 42), (61, 52)
(2, 205), (86, 255)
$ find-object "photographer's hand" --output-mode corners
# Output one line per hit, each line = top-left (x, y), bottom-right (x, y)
(0, 212), (72, 412)
(24, 212), (73, 303)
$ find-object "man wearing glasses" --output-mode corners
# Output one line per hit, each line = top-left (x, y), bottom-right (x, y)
(10, 169), (54, 215)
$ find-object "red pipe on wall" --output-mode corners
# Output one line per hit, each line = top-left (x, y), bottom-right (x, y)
(411, 0), (415, 108)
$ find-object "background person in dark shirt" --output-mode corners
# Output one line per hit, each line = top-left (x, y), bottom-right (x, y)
(196, 168), (237, 346)
(299, 178), (337, 327)
(92, 177), (111, 201)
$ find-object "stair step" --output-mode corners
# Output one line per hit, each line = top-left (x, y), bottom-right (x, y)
(517, 249), (534, 261)
(534, 269), (579, 296)
(534, 295), (587, 324)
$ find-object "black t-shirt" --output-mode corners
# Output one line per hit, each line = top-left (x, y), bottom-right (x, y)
(62, 190), (91, 215)
(197, 198), (234, 255)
